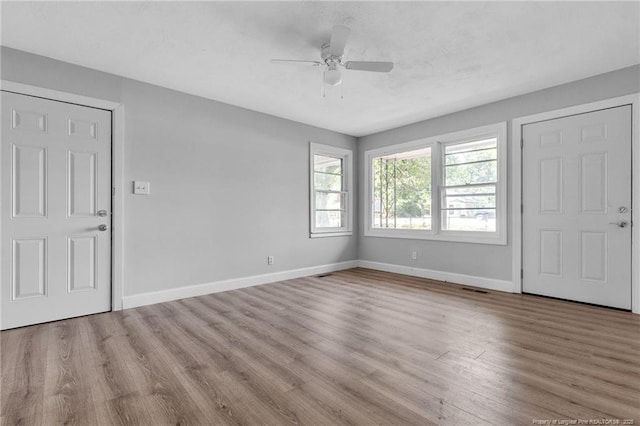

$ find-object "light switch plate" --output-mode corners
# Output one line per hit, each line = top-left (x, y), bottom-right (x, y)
(133, 181), (150, 195)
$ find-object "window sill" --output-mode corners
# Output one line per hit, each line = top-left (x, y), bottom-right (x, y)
(310, 231), (353, 238)
(364, 229), (506, 245)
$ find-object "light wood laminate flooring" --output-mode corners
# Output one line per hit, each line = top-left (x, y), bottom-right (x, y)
(2, 268), (639, 425)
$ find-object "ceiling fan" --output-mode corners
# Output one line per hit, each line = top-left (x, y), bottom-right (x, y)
(271, 25), (394, 87)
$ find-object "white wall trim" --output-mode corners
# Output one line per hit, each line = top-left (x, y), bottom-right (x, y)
(357, 260), (513, 293)
(512, 93), (640, 314)
(1, 79), (126, 311)
(111, 105), (125, 311)
(122, 260), (359, 309)
(0, 80), (120, 110)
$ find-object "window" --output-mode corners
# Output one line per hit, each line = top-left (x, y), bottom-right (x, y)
(310, 143), (353, 237)
(373, 147), (432, 230)
(365, 122), (507, 244)
(442, 138), (497, 232)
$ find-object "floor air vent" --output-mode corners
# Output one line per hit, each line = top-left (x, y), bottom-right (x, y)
(316, 274), (333, 278)
(461, 287), (489, 294)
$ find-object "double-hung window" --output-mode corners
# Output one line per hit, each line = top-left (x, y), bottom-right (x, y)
(365, 122), (507, 244)
(441, 137), (498, 232)
(310, 143), (353, 237)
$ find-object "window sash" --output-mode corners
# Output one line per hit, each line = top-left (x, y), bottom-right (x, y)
(444, 158), (496, 168)
(442, 207), (496, 212)
(441, 139), (499, 234)
(310, 143), (353, 236)
(314, 191), (347, 213)
(313, 161), (346, 228)
(314, 170), (343, 176)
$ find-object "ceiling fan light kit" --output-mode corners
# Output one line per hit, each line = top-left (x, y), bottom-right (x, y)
(271, 24), (394, 95)
(324, 62), (342, 86)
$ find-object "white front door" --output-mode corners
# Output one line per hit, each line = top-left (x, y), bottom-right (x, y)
(522, 105), (632, 309)
(1, 91), (112, 329)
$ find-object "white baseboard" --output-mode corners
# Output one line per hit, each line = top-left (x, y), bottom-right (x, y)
(357, 260), (513, 293)
(122, 259), (513, 310)
(122, 260), (359, 309)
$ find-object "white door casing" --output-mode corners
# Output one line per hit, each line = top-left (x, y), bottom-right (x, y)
(522, 105), (632, 309)
(1, 91), (112, 329)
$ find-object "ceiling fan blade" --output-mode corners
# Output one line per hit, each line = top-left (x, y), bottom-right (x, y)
(344, 61), (394, 72)
(271, 59), (323, 66)
(329, 25), (350, 57)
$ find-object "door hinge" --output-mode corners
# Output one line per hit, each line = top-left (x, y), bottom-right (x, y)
(520, 137), (524, 148)
(521, 269), (524, 279)
(521, 203), (524, 214)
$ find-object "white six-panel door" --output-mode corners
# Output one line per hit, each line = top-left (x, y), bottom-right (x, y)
(1, 91), (112, 329)
(523, 105), (632, 309)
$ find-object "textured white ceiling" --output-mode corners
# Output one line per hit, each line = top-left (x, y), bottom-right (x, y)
(2, 1), (639, 136)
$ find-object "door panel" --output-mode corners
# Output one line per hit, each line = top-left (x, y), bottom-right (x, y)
(523, 105), (632, 309)
(539, 230), (562, 277)
(68, 150), (98, 217)
(68, 236), (97, 292)
(539, 157), (562, 213)
(1, 91), (112, 329)
(12, 144), (47, 217)
(12, 237), (47, 299)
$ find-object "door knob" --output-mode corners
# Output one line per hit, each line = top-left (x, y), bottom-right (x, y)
(98, 224), (109, 231)
(97, 210), (108, 217)
(609, 220), (628, 228)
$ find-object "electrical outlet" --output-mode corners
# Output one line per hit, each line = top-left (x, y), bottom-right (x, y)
(268, 256), (274, 265)
(133, 181), (150, 195)
(411, 251), (417, 260)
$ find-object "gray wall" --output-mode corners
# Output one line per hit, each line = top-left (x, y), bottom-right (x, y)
(1, 47), (358, 297)
(3, 46), (639, 293)
(358, 65), (640, 281)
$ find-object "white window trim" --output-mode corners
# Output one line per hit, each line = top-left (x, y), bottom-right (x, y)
(310, 142), (353, 238)
(364, 122), (507, 245)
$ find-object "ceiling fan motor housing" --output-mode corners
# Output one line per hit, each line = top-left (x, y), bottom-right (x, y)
(321, 43), (342, 65)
